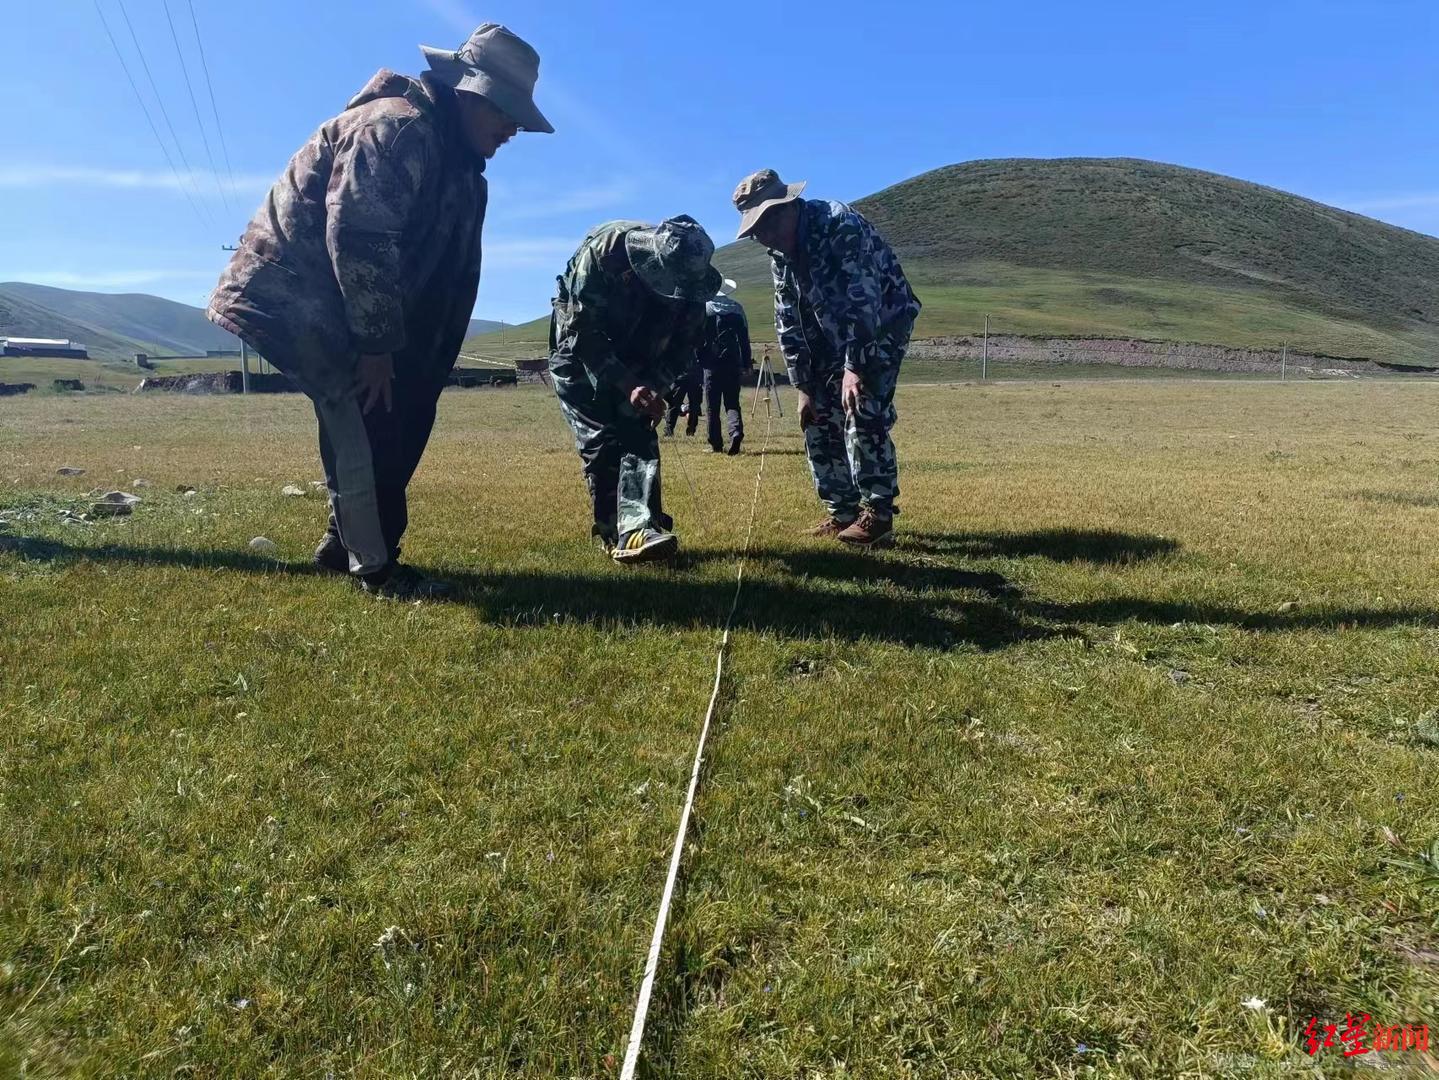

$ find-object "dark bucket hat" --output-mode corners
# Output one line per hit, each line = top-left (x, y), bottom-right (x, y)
(625, 215), (723, 302)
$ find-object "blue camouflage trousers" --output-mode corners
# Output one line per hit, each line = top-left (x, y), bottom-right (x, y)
(550, 356), (672, 544)
(803, 331), (908, 521)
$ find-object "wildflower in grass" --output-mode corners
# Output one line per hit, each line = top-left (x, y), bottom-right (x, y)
(374, 925), (406, 970)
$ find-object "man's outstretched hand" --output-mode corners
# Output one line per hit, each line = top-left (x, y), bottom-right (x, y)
(796, 390), (818, 431)
(357, 352), (394, 414)
(841, 369), (863, 416)
(630, 384), (665, 421)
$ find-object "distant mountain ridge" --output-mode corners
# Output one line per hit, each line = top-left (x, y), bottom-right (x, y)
(1, 282), (236, 353)
(0, 283), (234, 361)
(0, 282), (515, 364)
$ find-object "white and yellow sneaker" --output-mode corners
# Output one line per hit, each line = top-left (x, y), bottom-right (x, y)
(611, 528), (679, 563)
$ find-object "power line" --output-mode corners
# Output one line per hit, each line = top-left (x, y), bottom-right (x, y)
(92, 0), (209, 228)
(186, 0), (238, 205)
(162, 0), (228, 213)
(114, 0), (212, 225)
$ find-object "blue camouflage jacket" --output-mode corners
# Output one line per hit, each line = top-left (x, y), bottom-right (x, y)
(770, 199), (920, 394)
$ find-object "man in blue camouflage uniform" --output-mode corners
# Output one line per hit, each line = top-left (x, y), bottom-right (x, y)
(210, 25), (552, 597)
(699, 291), (752, 455)
(548, 215), (720, 562)
(732, 169), (921, 546)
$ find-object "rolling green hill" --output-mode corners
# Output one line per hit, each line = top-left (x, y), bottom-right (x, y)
(0, 282), (237, 359)
(0, 283), (522, 367)
(468, 158), (1439, 366)
(0, 287), (160, 363)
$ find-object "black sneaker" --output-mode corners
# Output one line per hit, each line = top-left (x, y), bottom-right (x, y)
(314, 535), (349, 575)
(727, 436), (743, 456)
(611, 528), (678, 563)
(358, 564), (455, 599)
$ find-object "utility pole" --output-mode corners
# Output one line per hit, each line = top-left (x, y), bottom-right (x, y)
(221, 243), (246, 390)
(1281, 343), (1287, 382)
(982, 313), (989, 381)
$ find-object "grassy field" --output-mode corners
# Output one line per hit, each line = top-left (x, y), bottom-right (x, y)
(731, 263), (1439, 366)
(466, 261), (1439, 370)
(3, 379), (1439, 1076)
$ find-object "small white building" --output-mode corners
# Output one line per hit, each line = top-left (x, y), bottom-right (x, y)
(1, 337), (89, 358)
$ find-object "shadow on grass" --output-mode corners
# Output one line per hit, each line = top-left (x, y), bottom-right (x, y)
(1348, 490), (1439, 510)
(772, 547), (1017, 596)
(0, 534), (332, 577)
(450, 560), (1046, 652)
(6, 533), (1435, 649)
(903, 527), (1179, 565)
(1, 532), (1045, 651)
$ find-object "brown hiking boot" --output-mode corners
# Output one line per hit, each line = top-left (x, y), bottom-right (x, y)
(803, 515), (855, 539)
(837, 508), (894, 548)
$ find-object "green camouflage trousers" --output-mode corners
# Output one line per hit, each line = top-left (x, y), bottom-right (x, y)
(550, 356), (672, 543)
(803, 332), (908, 520)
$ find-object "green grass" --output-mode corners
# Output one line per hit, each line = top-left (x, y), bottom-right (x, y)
(471, 257), (1439, 370)
(732, 261), (1439, 365)
(3, 380), (1439, 1076)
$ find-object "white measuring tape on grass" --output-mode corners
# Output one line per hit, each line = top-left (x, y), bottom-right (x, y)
(619, 376), (775, 1079)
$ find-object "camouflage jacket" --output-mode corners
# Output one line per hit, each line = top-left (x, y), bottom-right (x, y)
(549, 221), (707, 399)
(770, 199), (920, 393)
(699, 296), (752, 373)
(207, 71), (487, 401)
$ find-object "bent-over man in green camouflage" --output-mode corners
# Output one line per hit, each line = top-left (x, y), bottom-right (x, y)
(732, 169), (921, 547)
(548, 216), (720, 562)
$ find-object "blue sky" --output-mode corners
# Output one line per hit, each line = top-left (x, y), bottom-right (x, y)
(3, 0), (1436, 323)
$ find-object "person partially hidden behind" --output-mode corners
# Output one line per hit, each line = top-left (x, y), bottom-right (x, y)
(699, 285), (751, 455)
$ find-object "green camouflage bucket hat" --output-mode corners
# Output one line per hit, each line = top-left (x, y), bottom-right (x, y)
(624, 215), (723, 302)
(421, 23), (554, 134)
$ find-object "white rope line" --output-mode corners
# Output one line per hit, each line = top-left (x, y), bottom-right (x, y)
(455, 352), (517, 369)
(619, 381), (775, 1080)
(664, 426), (712, 542)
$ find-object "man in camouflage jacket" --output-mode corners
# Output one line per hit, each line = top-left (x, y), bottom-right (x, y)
(208, 25), (552, 596)
(732, 169), (921, 546)
(548, 215), (719, 562)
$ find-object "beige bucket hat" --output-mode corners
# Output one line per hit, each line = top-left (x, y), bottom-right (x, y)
(733, 168), (807, 239)
(421, 23), (554, 134)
